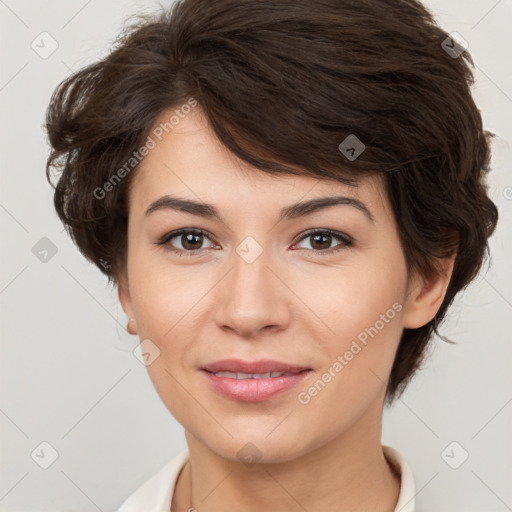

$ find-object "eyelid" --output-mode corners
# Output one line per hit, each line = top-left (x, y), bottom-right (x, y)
(291, 228), (353, 253)
(156, 228), (216, 251)
(156, 227), (353, 256)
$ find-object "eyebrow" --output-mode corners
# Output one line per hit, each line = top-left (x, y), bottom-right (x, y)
(145, 195), (374, 223)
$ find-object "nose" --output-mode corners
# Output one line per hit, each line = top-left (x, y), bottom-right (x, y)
(214, 245), (291, 338)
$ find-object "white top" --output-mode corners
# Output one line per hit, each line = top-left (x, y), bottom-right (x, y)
(117, 445), (415, 512)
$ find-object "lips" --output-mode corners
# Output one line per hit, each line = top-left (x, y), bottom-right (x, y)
(201, 359), (312, 402)
(212, 370), (297, 379)
(201, 358), (310, 375)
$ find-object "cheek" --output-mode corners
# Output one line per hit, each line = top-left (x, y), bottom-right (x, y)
(127, 246), (212, 340)
(291, 248), (408, 402)
(294, 251), (407, 349)
(125, 249), (213, 401)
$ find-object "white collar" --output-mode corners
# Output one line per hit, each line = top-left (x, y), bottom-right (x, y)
(117, 445), (415, 511)
(383, 445), (416, 511)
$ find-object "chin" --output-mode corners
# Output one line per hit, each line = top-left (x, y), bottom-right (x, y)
(194, 423), (314, 465)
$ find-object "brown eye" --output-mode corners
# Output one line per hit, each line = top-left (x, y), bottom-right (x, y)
(294, 229), (352, 254)
(180, 232), (204, 250)
(309, 233), (333, 250)
(156, 229), (214, 255)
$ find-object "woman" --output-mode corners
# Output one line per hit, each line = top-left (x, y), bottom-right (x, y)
(44, 0), (498, 510)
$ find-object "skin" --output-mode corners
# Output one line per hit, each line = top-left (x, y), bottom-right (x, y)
(118, 104), (454, 511)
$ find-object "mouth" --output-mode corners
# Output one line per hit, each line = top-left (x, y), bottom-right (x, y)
(206, 370), (303, 379)
(201, 358), (311, 374)
(201, 359), (313, 402)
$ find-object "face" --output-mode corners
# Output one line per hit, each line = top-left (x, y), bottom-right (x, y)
(118, 104), (435, 463)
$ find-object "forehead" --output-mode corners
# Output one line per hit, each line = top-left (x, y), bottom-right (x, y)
(128, 106), (390, 219)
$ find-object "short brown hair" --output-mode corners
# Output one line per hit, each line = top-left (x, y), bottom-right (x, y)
(45, 0), (498, 402)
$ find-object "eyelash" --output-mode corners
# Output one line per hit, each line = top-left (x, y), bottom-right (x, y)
(155, 228), (353, 257)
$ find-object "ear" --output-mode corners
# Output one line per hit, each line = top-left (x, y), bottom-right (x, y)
(117, 272), (138, 335)
(403, 255), (456, 329)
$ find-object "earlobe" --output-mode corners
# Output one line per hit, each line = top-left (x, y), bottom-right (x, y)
(402, 255), (456, 329)
(126, 317), (138, 335)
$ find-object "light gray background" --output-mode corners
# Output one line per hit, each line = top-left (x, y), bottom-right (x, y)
(1, 1), (511, 510)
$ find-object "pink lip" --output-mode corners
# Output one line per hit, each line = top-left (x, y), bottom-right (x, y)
(202, 370), (312, 402)
(201, 359), (312, 402)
